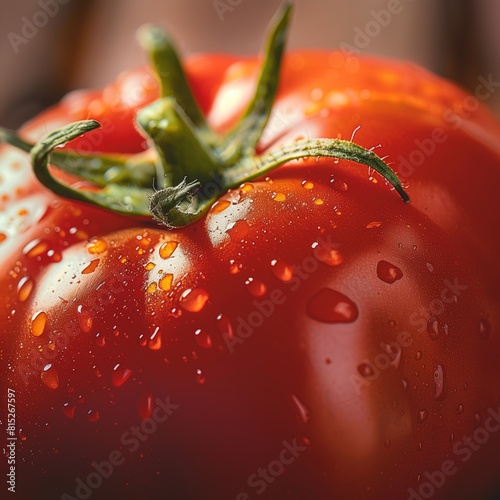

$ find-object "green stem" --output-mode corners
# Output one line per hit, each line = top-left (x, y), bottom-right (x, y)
(224, 138), (410, 203)
(2, 3), (410, 229)
(0, 128), (156, 188)
(136, 97), (224, 188)
(137, 24), (210, 135)
(219, 2), (292, 164)
(31, 121), (151, 216)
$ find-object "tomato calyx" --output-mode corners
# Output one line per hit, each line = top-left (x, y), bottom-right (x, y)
(0, 2), (408, 228)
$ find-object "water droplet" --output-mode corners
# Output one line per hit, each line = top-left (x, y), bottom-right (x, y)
(63, 403), (76, 418)
(111, 364), (133, 387)
(245, 277), (267, 297)
(158, 273), (173, 292)
(240, 183), (254, 193)
(314, 244), (344, 266)
(179, 288), (209, 312)
(226, 220), (250, 242)
(41, 364), (59, 389)
(87, 409), (100, 423)
(301, 180), (314, 190)
(273, 192), (286, 202)
(195, 329), (212, 349)
(479, 317), (491, 339)
(291, 394), (310, 423)
(366, 222), (382, 229)
(426, 262), (434, 272)
(195, 369), (206, 385)
(306, 288), (359, 323)
(148, 326), (162, 350)
(383, 342), (402, 369)
(376, 260), (403, 284)
(229, 260), (241, 274)
(211, 199), (231, 214)
(23, 238), (49, 258)
(77, 305), (93, 333)
(82, 259), (100, 274)
(138, 392), (154, 420)
(133, 234), (149, 249)
(384, 439), (391, 448)
(17, 276), (34, 302)
(159, 240), (178, 259)
(474, 412), (482, 427)
(418, 409), (428, 422)
(31, 311), (47, 337)
(427, 318), (448, 340)
(216, 313), (233, 340)
(270, 260), (294, 281)
(313, 198), (324, 205)
(455, 404), (464, 414)
(96, 332), (105, 347)
(416, 351), (423, 360)
(87, 237), (107, 254)
(434, 365), (444, 399)
(357, 363), (375, 378)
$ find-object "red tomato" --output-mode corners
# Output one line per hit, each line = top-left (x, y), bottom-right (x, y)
(1, 5), (499, 500)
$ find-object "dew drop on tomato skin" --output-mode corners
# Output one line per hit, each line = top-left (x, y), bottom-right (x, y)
(77, 305), (93, 333)
(82, 259), (100, 274)
(312, 243), (344, 267)
(158, 273), (173, 292)
(179, 288), (209, 312)
(434, 365), (445, 399)
(418, 409), (428, 422)
(245, 277), (267, 297)
(270, 260), (294, 281)
(306, 288), (359, 323)
(210, 199), (231, 213)
(427, 318), (449, 340)
(474, 412), (482, 427)
(62, 403), (76, 418)
(95, 332), (106, 347)
(376, 260), (403, 284)
(216, 313), (233, 340)
(159, 240), (178, 259)
(357, 363), (375, 378)
(229, 260), (241, 274)
(195, 329), (212, 349)
(291, 394), (310, 424)
(148, 326), (162, 350)
(31, 311), (47, 337)
(479, 317), (491, 339)
(226, 220), (250, 242)
(273, 192), (286, 202)
(41, 364), (59, 389)
(87, 409), (100, 423)
(456, 404), (464, 415)
(138, 392), (154, 420)
(86, 237), (107, 254)
(17, 276), (34, 302)
(23, 238), (49, 258)
(111, 364), (133, 387)
(195, 369), (206, 385)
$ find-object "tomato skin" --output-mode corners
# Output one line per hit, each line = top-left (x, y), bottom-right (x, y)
(1, 50), (500, 500)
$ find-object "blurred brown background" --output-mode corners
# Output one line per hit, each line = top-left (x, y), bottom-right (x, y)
(1, 0), (500, 128)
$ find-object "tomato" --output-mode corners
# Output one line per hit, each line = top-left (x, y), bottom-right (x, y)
(1, 5), (500, 500)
